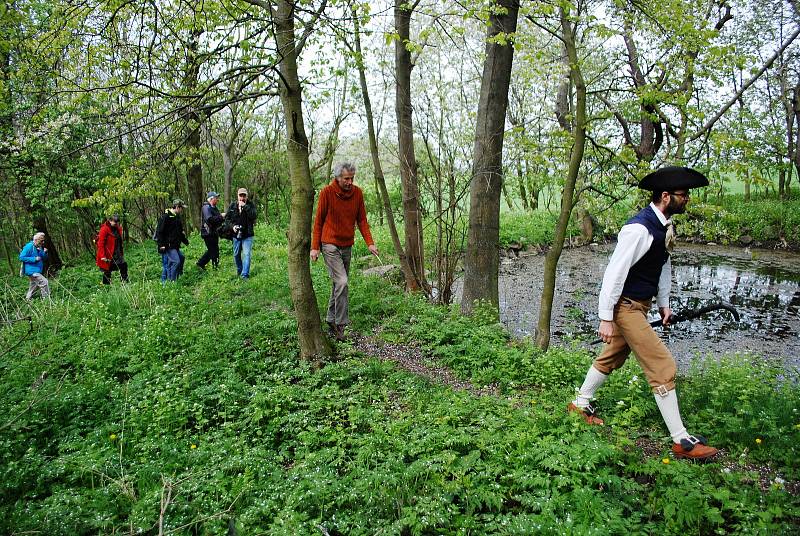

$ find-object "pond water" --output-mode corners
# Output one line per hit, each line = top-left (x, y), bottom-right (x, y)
(475, 243), (800, 370)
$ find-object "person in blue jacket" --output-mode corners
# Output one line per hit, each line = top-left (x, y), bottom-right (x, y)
(19, 232), (50, 300)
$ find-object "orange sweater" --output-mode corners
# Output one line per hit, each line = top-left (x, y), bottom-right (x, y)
(312, 180), (374, 250)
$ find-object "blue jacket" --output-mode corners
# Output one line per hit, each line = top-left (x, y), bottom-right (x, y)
(19, 241), (48, 276)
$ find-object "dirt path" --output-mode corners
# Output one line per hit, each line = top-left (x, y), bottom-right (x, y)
(351, 329), (499, 397)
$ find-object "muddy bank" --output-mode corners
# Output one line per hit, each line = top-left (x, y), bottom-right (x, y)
(456, 243), (800, 371)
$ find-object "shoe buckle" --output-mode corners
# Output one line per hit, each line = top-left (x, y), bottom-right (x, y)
(584, 404), (596, 416)
(655, 385), (670, 397)
(680, 435), (702, 452)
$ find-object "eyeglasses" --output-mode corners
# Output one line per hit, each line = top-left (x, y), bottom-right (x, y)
(670, 191), (690, 200)
(238, 193), (247, 197)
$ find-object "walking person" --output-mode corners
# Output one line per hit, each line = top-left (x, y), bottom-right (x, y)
(224, 187), (257, 279)
(310, 162), (378, 341)
(96, 215), (129, 284)
(197, 191), (226, 270)
(19, 232), (50, 300)
(155, 199), (189, 282)
(567, 166), (719, 460)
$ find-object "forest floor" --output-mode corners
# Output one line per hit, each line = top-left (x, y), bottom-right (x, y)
(2, 224), (799, 534)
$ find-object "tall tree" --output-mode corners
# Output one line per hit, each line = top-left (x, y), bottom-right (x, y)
(461, 0), (520, 315)
(243, 0), (333, 361)
(535, 2), (587, 350)
(395, 0), (427, 291)
(344, 3), (416, 288)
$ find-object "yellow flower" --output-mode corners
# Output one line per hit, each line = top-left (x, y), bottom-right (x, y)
(191, 444), (197, 449)
(109, 434), (117, 441)
(662, 458), (670, 464)
(794, 423), (800, 430)
(755, 438), (762, 445)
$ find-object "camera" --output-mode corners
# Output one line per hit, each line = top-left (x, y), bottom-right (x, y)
(234, 225), (243, 240)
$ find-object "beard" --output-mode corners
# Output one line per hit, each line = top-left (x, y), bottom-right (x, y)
(667, 197), (687, 215)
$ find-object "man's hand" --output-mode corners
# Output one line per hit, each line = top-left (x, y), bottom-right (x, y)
(368, 244), (379, 256)
(238, 200), (246, 208)
(101, 257), (111, 263)
(659, 306), (673, 326)
(35, 256), (41, 262)
(221, 212), (226, 217)
(598, 320), (615, 344)
(310, 249), (320, 262)
(158, 246), (166, 253)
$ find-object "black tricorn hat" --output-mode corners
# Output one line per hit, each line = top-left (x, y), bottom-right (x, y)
(639, 166), (709, 191)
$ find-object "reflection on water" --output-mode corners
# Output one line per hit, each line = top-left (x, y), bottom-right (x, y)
(486, 243), (800, 369)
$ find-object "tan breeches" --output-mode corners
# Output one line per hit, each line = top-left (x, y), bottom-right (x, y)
(593, 297), (677, 393)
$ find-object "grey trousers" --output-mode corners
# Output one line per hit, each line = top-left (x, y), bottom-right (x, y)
(322, 243), (352, 326)
(26, 273), (50, 300)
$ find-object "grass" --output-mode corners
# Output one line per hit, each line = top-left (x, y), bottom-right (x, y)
(1, 224), (799, 534)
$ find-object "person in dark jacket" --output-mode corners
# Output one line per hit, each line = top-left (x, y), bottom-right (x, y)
(96, 215), (129, 284)
(223, 187), (257, 279)
(19, 232), (49, 299)
(197, 191), (226, 270)
(567, 166), (718, 461)
(155, 199), (189, 282)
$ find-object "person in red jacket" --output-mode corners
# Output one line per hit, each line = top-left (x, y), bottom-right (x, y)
(96, 215), (129, 285)
(310, 162), (379, 341)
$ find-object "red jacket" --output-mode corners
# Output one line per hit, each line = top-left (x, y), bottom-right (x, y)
(311, 180), (374, 250)
(96, 222), (124, 270)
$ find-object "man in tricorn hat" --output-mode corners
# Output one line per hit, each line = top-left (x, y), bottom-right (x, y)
(567, 166), (719, 460)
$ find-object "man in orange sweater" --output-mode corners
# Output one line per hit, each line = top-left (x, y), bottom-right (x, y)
(311, 162), (379, 341)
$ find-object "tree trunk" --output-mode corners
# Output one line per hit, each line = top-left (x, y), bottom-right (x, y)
(273, 0), (333, 362)
(352, 8), (416, 287)
(223, 144), (234, 206)
(461, 0), (519, 315)
(395, 3), (425, 291)
(744, 169), (751, 201)
(185, 29), (205, 231)
(516, 161), (528, 211)
(535, 6), (587, 350)
(793, 83), (800, 187)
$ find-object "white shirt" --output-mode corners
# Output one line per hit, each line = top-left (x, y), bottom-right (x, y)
(598, 202), (671, 321)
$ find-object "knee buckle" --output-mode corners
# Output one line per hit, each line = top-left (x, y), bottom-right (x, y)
(655, 385), (670, 397)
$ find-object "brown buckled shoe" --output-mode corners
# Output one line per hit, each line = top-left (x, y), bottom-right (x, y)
(672, 435), (719, 460)
(567, 402), (604, 425)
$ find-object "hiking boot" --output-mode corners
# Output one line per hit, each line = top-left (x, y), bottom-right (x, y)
(672, 435), (719, 460)
(567, 402), (604, 425)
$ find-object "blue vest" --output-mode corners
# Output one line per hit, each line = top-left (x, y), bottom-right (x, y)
(620, 206), (669, 301)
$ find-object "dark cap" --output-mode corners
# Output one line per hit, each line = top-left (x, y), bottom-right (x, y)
(172, 198), (185, 208)
(206, 191), (220, 200)
(639, 166), (709, 192)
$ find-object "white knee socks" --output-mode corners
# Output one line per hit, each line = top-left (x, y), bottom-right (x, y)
(654, 389), (691, 443)
(573, 366), (608, 408)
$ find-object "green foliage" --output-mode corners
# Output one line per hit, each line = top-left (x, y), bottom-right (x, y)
(2, 225), (800, 534)
(499, 211), (564, 248)
(681, 195), (800, 245)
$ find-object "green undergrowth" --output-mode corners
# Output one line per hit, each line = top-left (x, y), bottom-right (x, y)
(1, 224), (799, 534)
(681, 194), (800, 245)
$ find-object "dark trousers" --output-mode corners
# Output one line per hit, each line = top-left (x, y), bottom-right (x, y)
(101, 261), (129, 285)
(197, 235), (220, 268)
